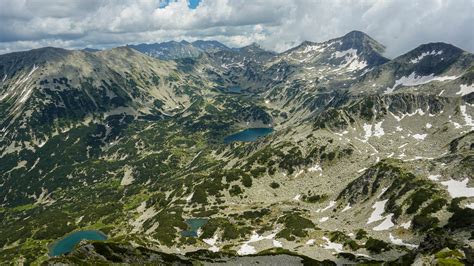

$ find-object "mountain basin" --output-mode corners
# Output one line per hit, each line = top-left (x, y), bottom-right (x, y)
(49, 230), (107, 257)
(224, 128), (274, 143)
(181, 218), (208, 237)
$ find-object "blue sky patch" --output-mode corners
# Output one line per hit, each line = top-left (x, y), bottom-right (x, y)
(159, 0), (201, 9)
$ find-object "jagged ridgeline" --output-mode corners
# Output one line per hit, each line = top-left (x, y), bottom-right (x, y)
(0, 31), (473, 265)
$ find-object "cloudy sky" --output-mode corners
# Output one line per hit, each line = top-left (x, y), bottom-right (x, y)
(0, 0), (473, 57)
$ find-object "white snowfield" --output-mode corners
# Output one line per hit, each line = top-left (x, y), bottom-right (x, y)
(367, 200), (395, 231)
(427, 175), (441, 181)
(457, 84), (474, 96)
(321, 236), (343, 253)
(440, 178), (474, 198)
(400, 221), (411, 229)
(389, 233), (418, 248)
(373, 214), (394, 231)
(316, 200), (336, 213)
(460, 105), (474, 129)
(319, 216), (329, 222)
(203, 234), (219, 252)
(412, 133), (427, 140)
(384, 72), (458, 94)
(237, 231), (278, 255)
(341, 203), (352, 212)
(390, 109), (426, 121)
(367, 200), (388, 224)
(409, 50), (443, 64)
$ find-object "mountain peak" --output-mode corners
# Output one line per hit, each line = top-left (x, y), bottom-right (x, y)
(337, 30), (386, 54)
(410, 42), (464, 54)
(240, 43), (273, 54)
(191, 40), (230, 52)
(342, 30), (370, 39)
(392, 41), (468, 69)
(0, 47), (72, 69)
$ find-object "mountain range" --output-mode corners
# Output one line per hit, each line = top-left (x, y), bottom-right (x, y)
(0, 31), (473, 265)
(127, 40), (232, 60)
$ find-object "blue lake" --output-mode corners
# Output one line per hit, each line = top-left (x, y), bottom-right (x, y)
(181, 218), (208, 237)
(228, 86), (241, 93)
(49, 230), (107, 257)
(224, 128), (274, 143)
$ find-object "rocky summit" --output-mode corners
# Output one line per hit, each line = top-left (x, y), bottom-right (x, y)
(0, 31), (473, 265)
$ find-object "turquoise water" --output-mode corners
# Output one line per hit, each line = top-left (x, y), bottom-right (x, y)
(224, 128), (273, 143)
(49, 230), (107, 256)
(228, 86), (241, 93)
(181, 218), (208, 237)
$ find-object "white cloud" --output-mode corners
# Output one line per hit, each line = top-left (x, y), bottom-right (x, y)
(0, 0), (472, 56)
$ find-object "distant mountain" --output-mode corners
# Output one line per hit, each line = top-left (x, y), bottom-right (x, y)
(82, 48), (101, 52)
(277, 30), (389, 72)
(128, 40), (231, 60)
(353, 42), (474, 95)
(191, 40), (231, 53)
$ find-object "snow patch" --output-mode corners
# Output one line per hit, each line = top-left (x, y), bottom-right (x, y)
(341, 204), (352, 212)
(400, 221), (411, 229)
(457, 84), (474, 96)
(186, 193), (194, 203)
(373, 121), (385, 137)
(294, 169), (304, 178)
(440, 178), (474, 198)
(460, 105), (474, 128)
(308, 164), (323, 176)
(357, 168), (367, 173)
(308, 164), (322, 172)
(389, 233), (418, 248)
(319, 217), (329, 222)
(410, 50), (443, 63)
(373, 214), (394, 231)
(384, 72), (459, 94)
(332, 48), (368, 71)
(363, 123), (372, 141)
(203, 234), (220, 252)
(321, 236), (343, 253)
(367, 200), (388, 224)
(76, 216), (84, 224)
(377, 187), (388, 198)
(427, 175), (441, 181)
(333, 49), (357, 59)
(316, 201), (336, 213)
(412, 134), (427, 140)
(237, 231), (277, 255)
(273, 240), (283, 247)
(300, 44), (324, 54)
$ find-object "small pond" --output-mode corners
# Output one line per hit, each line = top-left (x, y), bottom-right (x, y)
(181, 218), (208, 237)
(49, 230), (107, 257)
(228, 86), (242, 93)
(224, 128), (274, 143)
